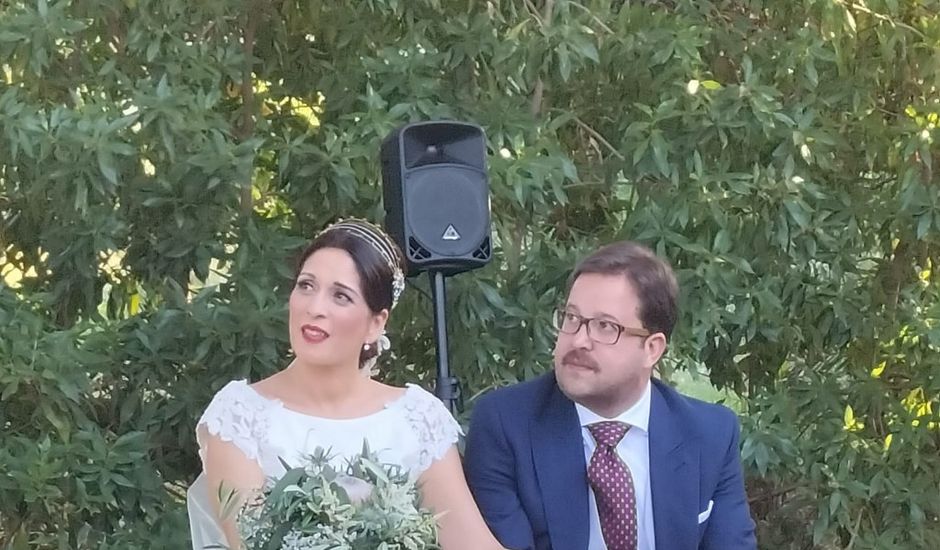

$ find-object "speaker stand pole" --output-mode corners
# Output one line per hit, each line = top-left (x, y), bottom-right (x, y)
(429, 270), (459, 413)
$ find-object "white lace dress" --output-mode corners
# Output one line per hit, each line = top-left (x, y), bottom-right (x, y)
(186, 380), (461, 549)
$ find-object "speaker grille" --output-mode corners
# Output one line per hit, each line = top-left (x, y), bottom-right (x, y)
(408, 237), (432, 260)
(404, 167), (488, 257)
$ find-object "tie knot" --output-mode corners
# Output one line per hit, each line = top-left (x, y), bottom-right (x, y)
(588, 421), (629, 447)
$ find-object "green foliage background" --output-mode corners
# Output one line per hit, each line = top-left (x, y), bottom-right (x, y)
(1, 0), (938, 548)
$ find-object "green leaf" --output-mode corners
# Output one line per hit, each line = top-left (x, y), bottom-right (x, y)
(651, 43), (674, 65)
(556, 44), (571, 82)
(40, 403), (70, 441)
(98, 59), (116, 76)
(477, 281), (505, 309)
(156, 74), (170, 98)
(828, 491), (842, 516)
(783, 199), (811, 229)
(650, 131), (670, 176)
(1, 380), (19, 401)
(147, 39), (161, 62)
(0, 31), (27, 41)
(97, 149), (118, 185)
(632, 138), (649, 166)
(713, 229), (731, 253)
(142, 197), (172, 207)
(111, 473), (136, 488)
(560, 158), (577, 181)
(804, 61), (819, 88)
(916, 213), (931, 239)
(388, 102), (411, 119)
(570, 36), (599, 63)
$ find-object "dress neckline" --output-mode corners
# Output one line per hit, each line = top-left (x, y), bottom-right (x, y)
(238, 380), (419, 422)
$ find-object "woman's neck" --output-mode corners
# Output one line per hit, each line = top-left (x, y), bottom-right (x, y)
(280, 358), (371, 415)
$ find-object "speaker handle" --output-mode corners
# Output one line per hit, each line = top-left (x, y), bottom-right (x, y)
(429, 271), (460, 413)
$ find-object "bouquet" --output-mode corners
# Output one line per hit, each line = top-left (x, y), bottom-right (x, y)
(222, 445), (440, 550)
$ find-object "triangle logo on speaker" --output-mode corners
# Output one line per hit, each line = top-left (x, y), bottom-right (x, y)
(442, 224), (461, 241)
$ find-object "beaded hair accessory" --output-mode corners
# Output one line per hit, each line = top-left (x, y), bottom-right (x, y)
(318, 219), (406, 308)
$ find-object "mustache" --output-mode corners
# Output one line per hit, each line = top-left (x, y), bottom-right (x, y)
(561, 350), (598, 369)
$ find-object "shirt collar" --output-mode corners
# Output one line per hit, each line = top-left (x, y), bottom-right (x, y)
(574, 380), (652, 434)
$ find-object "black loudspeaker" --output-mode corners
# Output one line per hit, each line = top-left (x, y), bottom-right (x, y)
(381, 121), (492, 276)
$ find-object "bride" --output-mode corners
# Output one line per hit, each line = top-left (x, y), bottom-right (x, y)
(187, 219), (503, 549)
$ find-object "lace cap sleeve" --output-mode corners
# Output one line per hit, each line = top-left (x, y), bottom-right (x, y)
(196, 380), (271, 466)
(398, 385), (463, 475)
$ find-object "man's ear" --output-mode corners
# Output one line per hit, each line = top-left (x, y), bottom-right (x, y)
(644, 333), (668, 370)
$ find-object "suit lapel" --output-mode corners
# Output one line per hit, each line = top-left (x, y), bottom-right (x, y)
(532, 378), (590, 550)
(649, 380), (700, 550)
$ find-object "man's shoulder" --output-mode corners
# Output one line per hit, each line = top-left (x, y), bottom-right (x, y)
(473, 371), (556, 413)
(652, 378), (740, 435)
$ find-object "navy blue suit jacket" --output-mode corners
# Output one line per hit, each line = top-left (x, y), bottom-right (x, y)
(464, 373), (756, 550)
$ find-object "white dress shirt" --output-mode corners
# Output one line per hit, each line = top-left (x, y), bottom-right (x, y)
(575, 382), (655, 550)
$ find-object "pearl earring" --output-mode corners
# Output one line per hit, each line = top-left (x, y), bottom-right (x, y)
(363, 343), (371, 351)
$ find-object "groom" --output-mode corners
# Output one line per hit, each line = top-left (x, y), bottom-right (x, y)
(464, 241), (756, 550)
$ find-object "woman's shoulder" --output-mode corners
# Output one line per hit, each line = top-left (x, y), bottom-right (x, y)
(203, 379), (264, 411)
(195, 379), (284, 467)
(198, 380), (274, 438)
(389, 383), (462, 454)
(391, 381), (436, 400)
(388, 383), (449, 415)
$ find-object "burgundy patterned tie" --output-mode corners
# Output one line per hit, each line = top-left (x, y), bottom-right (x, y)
(587, 421), (637, 550)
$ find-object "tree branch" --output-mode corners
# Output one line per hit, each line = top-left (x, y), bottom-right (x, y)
(566, 2), (615, 35)
(833, 0), (926, 39)
(747, 484), (801, 505)
(236, 1), (262, 217)
(523, 0), (542, 24)
(529, 0), (555, 117)
(573, 116), (625, 160)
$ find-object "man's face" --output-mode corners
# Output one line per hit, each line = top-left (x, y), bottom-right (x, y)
(553, 273), (666, 417)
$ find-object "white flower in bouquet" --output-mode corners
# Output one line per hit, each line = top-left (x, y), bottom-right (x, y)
(334, 475), (373, 504)
(230, 444), (440, 550)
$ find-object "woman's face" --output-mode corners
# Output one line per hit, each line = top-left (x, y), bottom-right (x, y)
(288, 247), (387, 369)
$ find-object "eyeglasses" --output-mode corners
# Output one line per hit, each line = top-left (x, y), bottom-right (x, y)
(553, 309), (651, 345)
